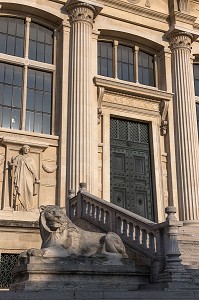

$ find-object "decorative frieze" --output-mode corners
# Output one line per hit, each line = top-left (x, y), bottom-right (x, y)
(103, 92), (159, 112)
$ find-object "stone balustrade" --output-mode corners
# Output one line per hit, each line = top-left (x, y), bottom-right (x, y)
(68, 183), (185, 281)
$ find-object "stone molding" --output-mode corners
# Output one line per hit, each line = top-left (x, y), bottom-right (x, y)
(94, 76), (173, 102)
(98, 0), (168, 24)
(168, 32), (193, 51)
(160, 100), (169, 136)
(169, 11), (197, 26)
(102, 91), (160, 113)
(66, 3), (96, 25)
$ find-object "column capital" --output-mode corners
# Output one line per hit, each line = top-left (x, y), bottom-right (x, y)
(167, 31), (193, 51)
(65, 0), (103, 25)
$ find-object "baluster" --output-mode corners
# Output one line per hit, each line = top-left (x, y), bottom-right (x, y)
(105, 211), (110, 227)
(83, 200), (87, 215)
(116, 217), (122, 234)
(87, 202), (91, 216)
(135, 226), (140, 244)
(91, 204), (95, 219)
(142, 229), (147, 248)
(128, 223), (134, 240)
(149, 233), (155, 252)
(122, 219), (127, 236)
(96, 206), (100, 222)
(100, 208), (104, 224)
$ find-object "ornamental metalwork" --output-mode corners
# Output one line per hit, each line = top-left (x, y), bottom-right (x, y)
(110, 118), (154, 221)
(0, 253), (19, 289)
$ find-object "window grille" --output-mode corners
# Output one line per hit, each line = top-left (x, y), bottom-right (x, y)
(0, 253), (19, 289)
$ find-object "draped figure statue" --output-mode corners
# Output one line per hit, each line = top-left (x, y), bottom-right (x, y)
(11, 145), (40, 211)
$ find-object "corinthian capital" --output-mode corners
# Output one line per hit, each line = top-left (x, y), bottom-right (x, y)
(66, 2), (96, 26)
(168, 32), (193, 51)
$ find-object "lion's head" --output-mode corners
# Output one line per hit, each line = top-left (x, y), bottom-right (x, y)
(40, 205), (68, 232)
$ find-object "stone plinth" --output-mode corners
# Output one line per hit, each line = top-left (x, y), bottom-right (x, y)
(10, 255), (149, 291)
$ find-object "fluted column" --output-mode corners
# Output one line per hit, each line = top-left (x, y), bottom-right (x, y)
(169, 32), (199, 221)
(66, 2), (96, 193)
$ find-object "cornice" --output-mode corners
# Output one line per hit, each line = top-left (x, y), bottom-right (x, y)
(99, 0), (168, 24)
(169, 11), (197, 26)
(94, 76), (173, 102)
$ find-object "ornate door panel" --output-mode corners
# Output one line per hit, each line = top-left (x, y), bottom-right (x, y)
(110, 118), (154, 220)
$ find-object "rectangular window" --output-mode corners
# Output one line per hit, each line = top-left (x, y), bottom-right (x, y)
(98, 41), (113, 77)
(0, 62), (22, 129)
(29, 23), (53, 64)
(117, 45), (134, 82)
(0, 17), (54, 134)
(138, 51), (154, 87)
(26, 69), (52, 134)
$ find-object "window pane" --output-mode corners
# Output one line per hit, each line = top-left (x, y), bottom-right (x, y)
(43, 93), (51, 113)
(4, 85), (12, 106)
(28, 69), (35, 89)
(194, 65), (199, 96)
(0, 63), (22, 129)
(27, 69), (52, 134)
(45, 44), (53, 64)
(44, 73), (52, 92)
(11, 109), (20, 129)
(8, 19), (16, 35)
(0, 64), (4, 82)
(118, 45), (134, 82)
(37, 43), (45, 62)
(138, 51), (154, 86)
(0, 34), (6, 53)
(36, 71), (43, 90)
(13, 87), (21, 108)
(29, 23), (54, 63)
(35, 91), (43, 111)
(13, 66), (22, 86)
(26, 111), (34, 132)
(5, 65), (13, 84)
(15, 37), (24, 57)
(2, 107), (10, 128)
(0, 18), (7, 34)
(98, 42), (113, 78)
(0, 17), (24, 57)
(34, 113), (42, 132)
(43, 114), (51, 134)
(27, 89), (35, 110)
(29, 40), (36, 61)
(7, 35), (15, 56)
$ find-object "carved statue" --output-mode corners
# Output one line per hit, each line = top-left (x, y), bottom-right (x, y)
(26, 205), (128, 258)
(11, 145), (40, 211)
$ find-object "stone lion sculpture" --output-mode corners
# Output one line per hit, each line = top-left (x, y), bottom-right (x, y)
(27, 205), (128, 258)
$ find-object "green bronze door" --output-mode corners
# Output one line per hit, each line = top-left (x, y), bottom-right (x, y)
(110, 118), (154, 221)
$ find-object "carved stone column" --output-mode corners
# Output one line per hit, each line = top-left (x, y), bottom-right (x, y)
(169, 32), (199, 221)
(66, 2), (97, 193)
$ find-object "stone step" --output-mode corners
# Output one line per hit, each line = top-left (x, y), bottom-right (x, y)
(1, 289), (199, 300)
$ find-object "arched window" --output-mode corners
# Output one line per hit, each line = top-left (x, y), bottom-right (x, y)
(0, 17), (54, 134)
(97, 40), (155, 87)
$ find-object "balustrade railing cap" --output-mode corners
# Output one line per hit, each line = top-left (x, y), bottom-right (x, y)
(165, 206), (176, 214)
(79, 182), (87, 190)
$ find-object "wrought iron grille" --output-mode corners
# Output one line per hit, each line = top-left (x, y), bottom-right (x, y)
(0, 253), (19, 289)
(110, 118), (149, 143)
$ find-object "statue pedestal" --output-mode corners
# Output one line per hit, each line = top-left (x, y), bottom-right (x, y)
(10, 255), (149, 291)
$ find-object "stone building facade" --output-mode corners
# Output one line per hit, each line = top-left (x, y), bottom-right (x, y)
(0, 0), (199, 288)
